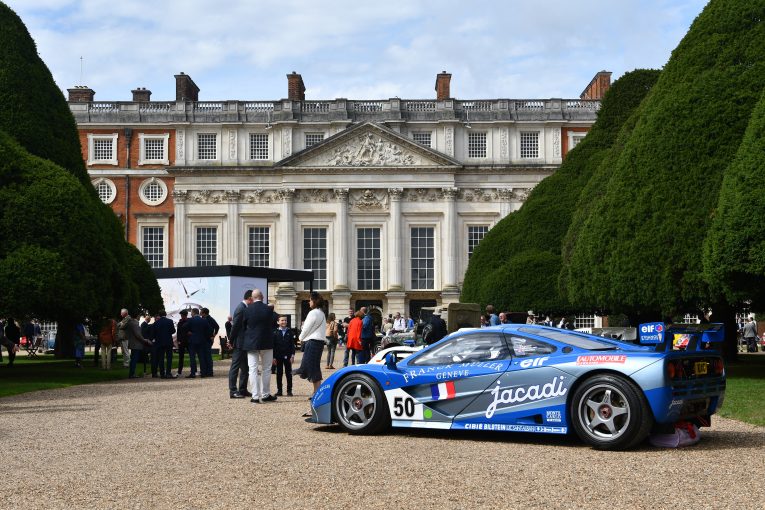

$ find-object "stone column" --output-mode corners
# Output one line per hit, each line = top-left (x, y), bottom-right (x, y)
(224, 190), (240, 264)
(441, 187), (460, 304)
(385, 188), (406, 316)
(172, 190), (188, 267)
(276, 188), (298, 321)
(332, 188), (351, 317)
(497, 187), (514, 218)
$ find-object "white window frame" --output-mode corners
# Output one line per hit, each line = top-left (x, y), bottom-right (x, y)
(91, 178), (117, 205)
(467, 224), (490, 259)
(136, 221), (168, 268)
(411, 131), (433, 148)
(87, 133), (118, 166)
(466, 131), (488, 159)
(302, 225), (329, 290)
(249, 132), (270, 161)
(355, 225), (382, 291)
(567, 131), (587, 153)
(137, 177), (168, 206)
(409, 225), (436, 290)
(196, 132), (219, 161)
(194, 224), (220, 267)
(304, 132), (325, 149)
(138, 133), (170, 165)
(247, 225), (271, 268)
(519, 130), (541, 159)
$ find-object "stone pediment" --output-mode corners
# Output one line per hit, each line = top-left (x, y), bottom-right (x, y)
(278, 122), (460, 168)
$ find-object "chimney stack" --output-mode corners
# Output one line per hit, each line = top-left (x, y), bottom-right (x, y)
(287, 71), (305, 101)
(131, 87), (152, 102)
(175, 72), (199, 101)
(67, 85), (95, 102)
(435, 71), (452, 100)
(580, 70), (612, 100)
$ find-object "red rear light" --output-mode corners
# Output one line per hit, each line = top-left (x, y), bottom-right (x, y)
(667, 360), (684, 380)
(713, 358), (724, 375)
(667, 361), (675, 379)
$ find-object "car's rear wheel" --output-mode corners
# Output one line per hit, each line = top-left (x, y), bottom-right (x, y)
(333, 374), (389, 434)
(570, 374), (653, 450)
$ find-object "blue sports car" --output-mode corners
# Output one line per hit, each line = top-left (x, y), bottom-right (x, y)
(308, 323), (726, 450)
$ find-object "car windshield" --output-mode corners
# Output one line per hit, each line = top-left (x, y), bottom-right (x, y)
(517, 327), (618, 350)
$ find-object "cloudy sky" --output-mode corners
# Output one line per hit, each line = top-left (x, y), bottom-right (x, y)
(6, 0), (708, 102)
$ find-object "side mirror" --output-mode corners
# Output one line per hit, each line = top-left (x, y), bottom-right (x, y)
(384, 352), (398, 371)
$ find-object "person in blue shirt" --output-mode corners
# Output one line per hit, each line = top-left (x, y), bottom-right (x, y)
(486, 305), (500, 326)
(359, 307), (375, 364)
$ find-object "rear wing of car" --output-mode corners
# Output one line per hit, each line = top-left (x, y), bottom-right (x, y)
(637, 322), (724, 352)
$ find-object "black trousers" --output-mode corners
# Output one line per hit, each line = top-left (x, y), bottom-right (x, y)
(177, 343), (187, 373)
(152, 344), (173, 376)
(228, 347), (249, 393)
(275, 357), (292, 393)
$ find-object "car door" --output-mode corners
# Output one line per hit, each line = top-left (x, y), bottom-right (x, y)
(384, 332), (512, 429)
(453, 334), (572, 433)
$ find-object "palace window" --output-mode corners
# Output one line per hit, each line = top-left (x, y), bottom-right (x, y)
(520, 131), (540, 159)
(197, 133), (217, 160)
(467, 132), (487, 158)
(574, 314), (596, 329)
(196, 227), (218, 266)
(411, 227), (435, 290)
(87, 133), (118, 165)
(248, 227), (270, 267)
(357, 227), (381, 290)
(138, 178), (168, 206)
(571, 134), (586, 149)
(412, 131), (432, 148)
(468, 225), (489, 259)
(142, 227), (165, 268)
(92, 178), (116, 204)
(304, 227), (327, 290)
(138, 133), (169, 165)
(249, 133), (269, 160)
(305, 133), (325, 148)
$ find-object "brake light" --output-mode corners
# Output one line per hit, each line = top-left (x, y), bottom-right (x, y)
(666, 360), (684, 380)
(713, 358), (724, 376)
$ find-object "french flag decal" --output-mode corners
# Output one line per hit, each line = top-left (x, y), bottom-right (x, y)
(431, 381), (456, 401)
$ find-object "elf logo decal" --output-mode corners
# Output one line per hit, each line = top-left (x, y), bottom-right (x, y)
(639, 322), (665, 344)
(519, 357), (548, 368)
(485, 377), (568, 419)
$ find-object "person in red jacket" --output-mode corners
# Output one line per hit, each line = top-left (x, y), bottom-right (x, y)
(345, 311), (363, 366)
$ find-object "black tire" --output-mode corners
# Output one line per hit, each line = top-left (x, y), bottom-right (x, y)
(332, 373), (390, 435)
(569, 374), (653, 450)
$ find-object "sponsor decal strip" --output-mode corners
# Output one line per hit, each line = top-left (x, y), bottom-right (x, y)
(392, 420), (451, 430)
(455, 423), (567, 434)
(576, 355), (627, 365)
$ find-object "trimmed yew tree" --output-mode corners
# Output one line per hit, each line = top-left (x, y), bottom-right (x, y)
(704, 88), (765, 306)
(563, 0), (765, 356)
(461, 69), (660, 313)
(0, 3), (162, 355)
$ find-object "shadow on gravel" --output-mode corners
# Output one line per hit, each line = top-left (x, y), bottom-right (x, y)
(0, 403), (96, 414)
(692, 429), (765, 450)
(0, 379), (189, 403)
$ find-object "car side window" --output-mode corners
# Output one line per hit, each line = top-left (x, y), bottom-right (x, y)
(506, 335), (556, 357)
(410, 333), (511, 366)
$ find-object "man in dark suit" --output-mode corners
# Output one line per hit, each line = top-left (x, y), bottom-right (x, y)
(228, 290), (253, 398)
(273, 315), (295, 396)
(186, 308), (213, 378)
(151, 310), (176, 379)
(241, 289), (277, 403)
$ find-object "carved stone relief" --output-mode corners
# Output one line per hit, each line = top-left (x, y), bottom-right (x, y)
(307, 132), (421, 166)
(176, 130), (184, 159)
(404, 188), (444, 202)
(387, 187), (405, 200)
(228, 129), (237, 160)
(282, 128), (292, 158)
(172, 189), (189, 203)
(553, 128), (561, 158)
(461, 188), (499, 202)
(500, 128), (509, 160)
(349, 189), (389, 211)
(444, 126), (454, 157)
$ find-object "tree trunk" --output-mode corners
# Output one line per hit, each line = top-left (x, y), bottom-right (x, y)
(54, 318), (75, 358)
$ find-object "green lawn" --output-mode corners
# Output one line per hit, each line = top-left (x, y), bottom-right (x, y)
(0, 350), (226, 399)
(718, 354), (765, 427)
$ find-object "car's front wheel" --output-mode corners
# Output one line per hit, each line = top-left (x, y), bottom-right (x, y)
(570, 374), (653, 450)
(333, 374), (389, 434)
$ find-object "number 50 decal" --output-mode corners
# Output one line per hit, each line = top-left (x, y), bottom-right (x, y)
(393, 396), (415, 417)
(385, 388), (423, 420)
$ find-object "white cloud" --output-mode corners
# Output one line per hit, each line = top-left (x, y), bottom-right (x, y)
(5, 0), (709, 101)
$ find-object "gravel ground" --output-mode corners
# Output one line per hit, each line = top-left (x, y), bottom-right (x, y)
(1, 356), (763, 510)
